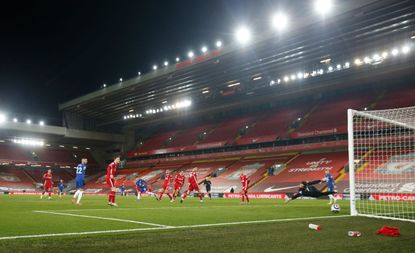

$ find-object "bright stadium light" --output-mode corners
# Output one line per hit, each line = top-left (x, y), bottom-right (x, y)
(363, 56), (371, 64)
(283, 76), (289, 82)
(354, 58), (362, 65)
(344, 62), (350, 68)
(235, 26), (252, 45)
(271, 13), (288, 31)
(138, 71), (141, 76)
(381, 51), (388, 58)
(373, 53), (381, 61)
(176, 57), (180, 62)
(13, 118), (18, 123)
(402, 45), (410, 54)
(39, 121), (45, 126)
(297, 72), (303, 79)
(328, 66), (334, 72)
(119, 78), (123, 82)
(216, 40), (223, 48)
(336, 64), (341, 70)
(164, 61), (169, 66)
(290, 74), (296, 81)
(153, 65), (158, 70)
(0, 113), (6, 124)
(26, 119), (32, 125)
(188, 51), (195, 58)
(102, 83), (107, 88)
(314, 0), (333, 16)
(391, 48), (399, 56)
(13, 138), (44, 147)
(201, 46), (208, 53)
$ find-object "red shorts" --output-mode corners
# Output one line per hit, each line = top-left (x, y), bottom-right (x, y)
(241, 188), (248, 194)
(187, 183), (199, 192)
(107, 178), (116, 188)
(44, 181), (52, 191)
(174, 183), (183, 191)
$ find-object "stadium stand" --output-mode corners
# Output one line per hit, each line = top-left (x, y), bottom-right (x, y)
(374, 85), (415, 109)
(236, 105), (310, 144)
(250, 151), (348, 193)
(0, 144), (99, 192)
(0, 167), (36, 192)
(209, 156), (293, 193)
(198, 115), (257, 146)
(168, 123), (216, 148)
(292, 94), (375, 138)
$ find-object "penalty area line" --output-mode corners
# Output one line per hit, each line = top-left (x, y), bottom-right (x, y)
(0, 214), (350, 240)
(33, 210), (169, 228)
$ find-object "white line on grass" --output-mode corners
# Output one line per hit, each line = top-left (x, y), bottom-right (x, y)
(0, 214), (350, 240)
(33, 210), (169, 228)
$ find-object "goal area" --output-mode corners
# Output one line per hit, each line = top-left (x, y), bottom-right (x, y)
(347, 106), (415, 222)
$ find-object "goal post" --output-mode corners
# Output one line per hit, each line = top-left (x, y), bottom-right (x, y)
(347, 106), (415, 222)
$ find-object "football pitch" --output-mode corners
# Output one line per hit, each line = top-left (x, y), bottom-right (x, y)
(0, 195), (414, 253)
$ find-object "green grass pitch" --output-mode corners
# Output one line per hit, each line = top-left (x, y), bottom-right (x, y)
(0, 194), (414, 253)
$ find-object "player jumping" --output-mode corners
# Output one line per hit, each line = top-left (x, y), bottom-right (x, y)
(135, 178), (158, 201)
(58, 179), (65, 198)
(322, 169), (337, 204)
(240, 173), (250, 204)
(171, 170), (185, 202)
(72, 158), (87, 206)
(158, 170), (173, 201)
(181, 167), (203, 203)
(284, 180), (337, 203)
(40, 169), (53, 200)
(106, 155), (120, 206)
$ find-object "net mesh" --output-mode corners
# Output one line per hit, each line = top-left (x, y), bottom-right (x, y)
(350, 106), (415, 222)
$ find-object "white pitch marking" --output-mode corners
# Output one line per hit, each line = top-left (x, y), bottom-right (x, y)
(0, 214), (350, 240)
(33, 210), (169, 228)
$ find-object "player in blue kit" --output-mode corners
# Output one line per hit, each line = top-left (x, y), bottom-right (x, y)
(135, 178), (158, 201)
(72, 158), (88, 206)
(322, 169), (337, 204)
(58, 179), (65, 198)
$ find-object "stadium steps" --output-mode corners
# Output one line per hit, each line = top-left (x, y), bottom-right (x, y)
(248, 153), (300, 190)
(287, 103), (319, 134)
(370, 90), (386, 109)
(193, 124), (220, 145)
(232, 121), (258, 144)
(22, 169), (37, 184)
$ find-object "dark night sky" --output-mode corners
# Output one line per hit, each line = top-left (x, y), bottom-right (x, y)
(0, 0), (296, 123)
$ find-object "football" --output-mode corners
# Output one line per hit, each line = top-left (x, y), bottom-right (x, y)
(331, 203), (341, 213)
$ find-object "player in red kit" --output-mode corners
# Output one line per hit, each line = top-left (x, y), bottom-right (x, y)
(158, 170), (173, 201)
(107, 155), (120, 206)
(171, 170), (185, 202)
(40, 169), (53, 200)
(240, 173), (250, 204)
(181, 167), (203, 203)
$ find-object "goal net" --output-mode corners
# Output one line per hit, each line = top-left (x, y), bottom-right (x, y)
(348, 106), (415, 222)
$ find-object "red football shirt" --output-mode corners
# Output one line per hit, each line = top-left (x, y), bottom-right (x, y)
(175, 174), (185, 186)
(188, 172), (197, 185)
(43, 172), (52, 183)
(164, 174), (173, 186)
(240, 175), (248, 188)
(106, 162), (117, 180)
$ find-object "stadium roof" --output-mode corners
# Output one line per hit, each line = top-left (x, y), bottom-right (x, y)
(60, 0), (415, 127)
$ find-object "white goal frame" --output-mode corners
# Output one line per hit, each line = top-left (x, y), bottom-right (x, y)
(347, 107), (415, 223)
